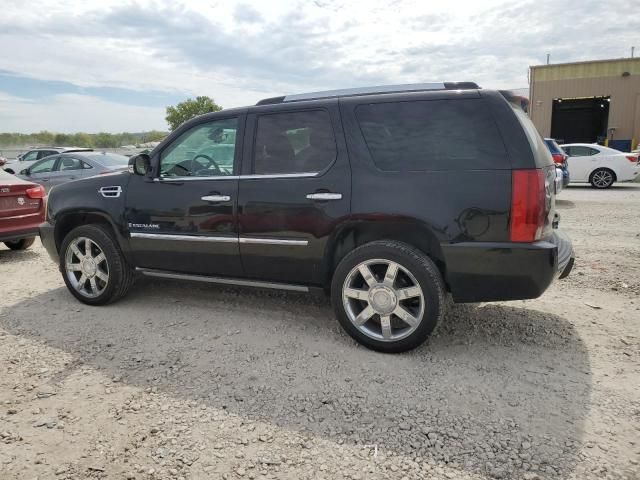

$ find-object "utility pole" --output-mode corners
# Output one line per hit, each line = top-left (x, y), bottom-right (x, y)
(546, 53), (550, 65)
(632, 46), (635, 58)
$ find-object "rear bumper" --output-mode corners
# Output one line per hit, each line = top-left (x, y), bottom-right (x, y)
(39, 221), (58, 263)
(0, 227), (39, 243)
(442, 230), (574, 303)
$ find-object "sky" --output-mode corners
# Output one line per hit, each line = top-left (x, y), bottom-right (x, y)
(0, 0), (635, 133)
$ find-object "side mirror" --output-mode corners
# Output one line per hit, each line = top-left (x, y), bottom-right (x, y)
(20, 168), (30, 176)
(128, 154), (151, 176)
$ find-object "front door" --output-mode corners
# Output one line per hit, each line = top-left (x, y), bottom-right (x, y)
(125, 115), (244, 277)
(237, 103), (351, 285)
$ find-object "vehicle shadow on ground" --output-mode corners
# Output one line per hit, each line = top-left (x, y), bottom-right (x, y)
(555, 199), (576, 208)
(566, 184), (640, 190)
(1, 280), (591, 479)
(0, 248), (40, 264)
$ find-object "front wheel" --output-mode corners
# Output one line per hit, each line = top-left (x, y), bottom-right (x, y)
(4, 237), (35, 250)
(331, 240), (445, 353)
(590, 168), (615, 189)
(60, 224), (134, 305)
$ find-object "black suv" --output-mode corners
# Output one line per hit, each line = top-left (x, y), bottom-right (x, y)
(40, 83), (574, 353)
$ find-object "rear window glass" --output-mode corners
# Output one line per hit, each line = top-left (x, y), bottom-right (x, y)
(355, 99), (509, 171)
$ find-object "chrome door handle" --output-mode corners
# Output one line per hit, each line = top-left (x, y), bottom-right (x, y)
(306, 192), (342, 201)
(201, 195), (231, 202)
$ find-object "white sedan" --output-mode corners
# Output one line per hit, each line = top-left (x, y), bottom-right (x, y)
(560, 143), (640, 188)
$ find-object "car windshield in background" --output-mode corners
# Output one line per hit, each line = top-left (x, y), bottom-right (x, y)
(86, 153), (129, 167)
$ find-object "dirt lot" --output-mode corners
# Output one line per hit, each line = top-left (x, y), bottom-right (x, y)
(1, 184), (639, 480)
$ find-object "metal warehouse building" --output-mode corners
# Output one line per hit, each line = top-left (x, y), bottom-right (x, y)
(529, 57), (640, 151)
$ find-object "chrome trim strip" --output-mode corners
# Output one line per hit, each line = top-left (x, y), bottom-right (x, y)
(154, 172), (318, 182)
(239, 237), (308, 246)
(130, 233), (237, 243)
(240, 172), (318, 180)
(201, 195), (231, 202)
(136, 268), (309, 292)
(306, 192), (342, 201)
(99, 186), (122, 198)
(155, 175), (240, 182)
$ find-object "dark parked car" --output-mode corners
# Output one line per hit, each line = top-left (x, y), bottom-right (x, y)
(544, 138), (570, 187)
(40, 83), (574, 353)
(0, 169), (46, 250)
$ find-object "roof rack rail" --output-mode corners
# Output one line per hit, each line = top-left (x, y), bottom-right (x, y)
(256, 82), (480, 105)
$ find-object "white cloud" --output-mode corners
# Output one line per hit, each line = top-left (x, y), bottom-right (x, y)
(0, 0), (636, 132)
(0, 92), (166, 133)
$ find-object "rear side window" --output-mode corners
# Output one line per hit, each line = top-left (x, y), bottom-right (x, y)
(355, 99), (509, 171)
(253, 110), (337, 175)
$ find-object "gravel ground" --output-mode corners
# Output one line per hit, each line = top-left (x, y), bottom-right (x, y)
(1, 184), (639, 480)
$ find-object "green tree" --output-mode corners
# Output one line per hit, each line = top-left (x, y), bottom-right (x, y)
(165, 96), (222, 131)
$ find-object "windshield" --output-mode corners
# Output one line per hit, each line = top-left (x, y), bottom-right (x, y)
(86, 153), (129, 167)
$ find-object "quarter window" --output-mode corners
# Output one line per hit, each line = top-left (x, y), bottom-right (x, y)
(160, 118), (238, 177)
(253, 110), (336, 175)
(356, 99), (509, 171)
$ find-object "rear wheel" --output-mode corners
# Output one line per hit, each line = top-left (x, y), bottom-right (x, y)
(590, 168), (615, 188)
(60, 224), (134, 305)
(331, 240), (445, 353)
(4, 237), (35, 250)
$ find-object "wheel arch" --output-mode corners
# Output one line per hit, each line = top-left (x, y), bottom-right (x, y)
(54, 210), (126, 256)
(323, 219), (447, 289)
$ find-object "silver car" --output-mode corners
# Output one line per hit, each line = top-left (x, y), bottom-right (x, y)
(3, 147), (92, 174)
(17, 152), (129, 191)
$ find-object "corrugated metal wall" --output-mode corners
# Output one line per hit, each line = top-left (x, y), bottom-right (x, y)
(529, 58), (640, 148)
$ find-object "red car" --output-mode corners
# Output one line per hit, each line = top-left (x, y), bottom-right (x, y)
(0, 169), (46, 250)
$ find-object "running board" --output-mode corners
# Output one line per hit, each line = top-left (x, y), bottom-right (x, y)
(135, 268), (309, 292)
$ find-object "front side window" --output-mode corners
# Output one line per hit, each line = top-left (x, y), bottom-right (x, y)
(253, 110), (336, 175)
(356, 99), (509, 171)
(30, 157), (57, 174)
(160, 118), (238, 177)
(38, 150), (58, 159)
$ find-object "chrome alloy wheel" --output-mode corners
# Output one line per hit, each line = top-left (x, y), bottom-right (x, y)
(64, 237), (109, 298)
(592, 170), (613, 188)
(342, 259), (425, 342)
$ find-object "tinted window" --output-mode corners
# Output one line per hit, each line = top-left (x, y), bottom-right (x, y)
(57, 156), (85, 171)
(567, 146), (598, 157)
(544, 139), (563, 154)
(161, 118), (238, 177)
(356, 99), (509, 171)
(253, 110), (336, 175)
(38, 150), (58, 159)
(30, 157), (57, 174)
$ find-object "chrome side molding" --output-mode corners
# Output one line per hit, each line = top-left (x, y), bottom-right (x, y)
(136, 268), (309, 292)
(129, 232), (308, 246)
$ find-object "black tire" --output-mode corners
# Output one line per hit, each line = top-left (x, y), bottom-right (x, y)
(59, 224), (135, 305)
(589, 168), (615, 189)
(331, 240), (445, 353)
(4, 237), (35, 250)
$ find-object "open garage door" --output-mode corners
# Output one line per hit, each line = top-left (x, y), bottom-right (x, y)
(550, 96), (609, 143)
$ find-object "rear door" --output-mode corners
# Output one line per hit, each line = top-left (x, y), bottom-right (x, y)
(565, 146), (597, 181)
(237, 102), (351, 285)
(49, 155), (89, 188)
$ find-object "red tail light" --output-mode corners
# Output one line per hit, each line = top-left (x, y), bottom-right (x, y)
(26, 185), (46, 199)
(626, 155), (638, 163)
(510, 169), (545, 242)
(551, 153), (565, 164)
